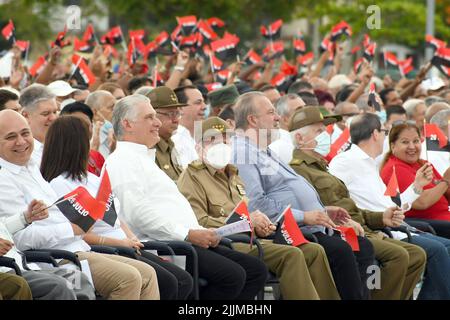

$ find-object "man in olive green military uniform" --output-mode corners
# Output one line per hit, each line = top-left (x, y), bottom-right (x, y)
(0, 273), (32, 300)
(177, 116), (340, 300)
(288, 106), (426, 300)
(147, 86), (187, 181)
(207, 84), (240, 117)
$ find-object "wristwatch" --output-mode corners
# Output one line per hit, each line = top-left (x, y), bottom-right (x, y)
(174, 65), (184, 72)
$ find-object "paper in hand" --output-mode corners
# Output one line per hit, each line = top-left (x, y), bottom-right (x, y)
(214, 220), (251, 237)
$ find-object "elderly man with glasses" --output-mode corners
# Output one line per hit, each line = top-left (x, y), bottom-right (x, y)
(148, 86), (188, 181)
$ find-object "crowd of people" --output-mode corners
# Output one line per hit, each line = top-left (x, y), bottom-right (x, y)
(1, 15), (450, 301)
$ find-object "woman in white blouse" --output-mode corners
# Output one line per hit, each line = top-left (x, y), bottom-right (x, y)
(40, 115), (193, 300)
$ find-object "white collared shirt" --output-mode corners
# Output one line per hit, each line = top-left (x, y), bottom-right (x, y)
(171, 125), (199, 169)
(31, 138), (44, 167)
(105, 141), (204, 242)
(49, 172), (126, 240)
(0, 157), (90, 253)
(329, 144), (419, 212)
(268, 129), (294, 165)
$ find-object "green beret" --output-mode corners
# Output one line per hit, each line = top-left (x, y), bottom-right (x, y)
(207, 84), (239, 108)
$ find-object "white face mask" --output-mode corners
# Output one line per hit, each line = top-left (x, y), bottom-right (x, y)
(313, 131), (331, 156)
(205, 143), (232, 169)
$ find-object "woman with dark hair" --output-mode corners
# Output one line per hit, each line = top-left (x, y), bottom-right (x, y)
(40, 116), (193, 300)
(380, 122), (450, 238)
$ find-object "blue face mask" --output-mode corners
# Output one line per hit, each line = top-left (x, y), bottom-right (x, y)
(313, 131), (331, 156)
(204, 104), (211, 118)
(377, 110), (387, 124)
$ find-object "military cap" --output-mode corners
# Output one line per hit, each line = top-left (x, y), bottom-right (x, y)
(147, 86), (188, 109)
(201, 116), (231, 140)
(207, 84), (240, 108)
(288, 106), (342, 132)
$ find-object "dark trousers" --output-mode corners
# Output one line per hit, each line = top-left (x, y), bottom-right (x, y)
(407, 218), (450, 239)
(139, 251), (194, 300)
(315, 232), (375, 300)
(187, 245), (267, 300)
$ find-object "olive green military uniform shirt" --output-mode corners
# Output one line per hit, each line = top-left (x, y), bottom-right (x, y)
(155, 137), (183, 181)
(177, 161), (247, 228)
(289, 149), (385, 238)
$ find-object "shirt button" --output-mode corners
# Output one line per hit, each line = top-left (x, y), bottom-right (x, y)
(163, 164), (170, 170)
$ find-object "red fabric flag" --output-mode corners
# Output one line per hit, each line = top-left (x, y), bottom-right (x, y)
(293, 38), (306, 56)
(263, 41), (284, 59)
(176, 15), (197, 34)
(207, 17), (225, 29)
(71, 54), (96, 86)
(1, 19), (15, 42)
(326, 127), (350, 161)
(129, 29), (145, 41)
(353, 57), (364, 73)
(424, 123), (449, 148)
(280, 60), (297, 76)
(425, 35), (447, 51)
(335, 226), (360, 251)
(197, 20), (218, 42)
(73, 37), (92, 53)
(350, 45), (361, 55)
(330, 20), (352, 41)
(398, 57), (414, 76)
(244, 49), (262, 65)
(384, 166), (400, 197)
(205, 82), (223, 92)
(297, 52), (314, 66)
(260, 19), (283, 40)
(29, 55), (47, 77)
(210, 54), (223, 72)
(274, 206), (309, 247)
(225, 200), (254, 245)
(96, 169), (117, 227)
(155, 31), (170, 47)
(83, 24), (96, 43)
(384, 51), (398, 67)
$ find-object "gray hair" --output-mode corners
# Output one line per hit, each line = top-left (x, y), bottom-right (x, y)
(355, 93), (372, 112)
(424, 95), (446, 107)
(290, 125), (311, 148)
(275, 93), (300, 117)
(85, 90), (113, 111)
(430, 109), (450, 131)
(234, 91), (265, 130)
(19, 84), (55, 112)
(112, 94), (150, 139)
(134, 86), (154, 97)
(403, 99), (425, 119)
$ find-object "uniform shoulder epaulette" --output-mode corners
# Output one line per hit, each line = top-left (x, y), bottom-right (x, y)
(189, 160), (206, 170)
(290, 158), (301, 165)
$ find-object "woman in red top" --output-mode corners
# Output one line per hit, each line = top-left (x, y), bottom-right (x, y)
(380, 122), (450, 238)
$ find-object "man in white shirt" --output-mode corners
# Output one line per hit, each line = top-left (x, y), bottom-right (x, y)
(19, 84), (58, 166)
(172, 85), (207, 168)
(85, 90), (116, 159)
(330, 113), (450, 300)
(269, 93), (305, 164)
(0, 109), (159, 300)
(106, 94), (267, 300)
(1, 202), (93, 300)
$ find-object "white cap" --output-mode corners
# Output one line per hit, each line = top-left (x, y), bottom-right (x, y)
(60, 98), (76, 110)
(421, 77), (445, 92)
(328, 74), (352, 90)
(47, 80), (77, 97)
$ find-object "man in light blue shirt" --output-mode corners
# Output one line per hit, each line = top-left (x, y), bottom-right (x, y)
(230, 91), (375, 300)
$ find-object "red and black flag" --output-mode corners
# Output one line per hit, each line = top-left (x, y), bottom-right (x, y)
(293, 38), (306, 56)
(129, 29), (145, 41)
(73, 37), (93, 53)
(297, 52), (314, 66)
(71, 54), (96, 86)
(171, 24), (182, 42)
(56, 186), (106, 232)
(398, 57), (413, 77)
(368, 83), (381, 111)
(96, 170), (118, 227)
(325, 127), (351, 162)
(145, 41), (158, 59)
(280, 60), (297, 76)
(1, 19), (15, 44)
(353, 57), (364, 73)
(362, 34), (371, 48)
(101, 26), (124, 45)
(330, 20), (352, 42)
(384, 166), (400, 197)
(197, 19), (218, 43)
(425, 35), (447, 52)
(210, 54), (223, 72)
(350, 45), (361, 55)
(363, 42), (376, 62)
(29, 54), (47, 77)
(15, 40), (30, 59)
(216, 69), (231, 85)
(127, 38), (140, 66)
(225, 200), (254, 243)
(244, 49), (262, 66)
(155, 31), (170, 48)
(179, 33), (198, 50)
(176, 15), (197, 35)
(319, 35), (332, 53)
(205, 82), (223, 92)
(271, 72), (292, 93)
(334, 226), (360, 251)
(223, 31), (240, 46)
(431, 47), (450, 68)
(424, 123), (449, 149)
(383, 51), (398, 67)
(83, 24), (96, 43)
(52, 27), (70, 48)
(211, 37), (238, 61)
(207, 17), (226, 30)
(274, 206), (309, 247)
(263, 41), (284, 60)
(260, 19), (283, 41)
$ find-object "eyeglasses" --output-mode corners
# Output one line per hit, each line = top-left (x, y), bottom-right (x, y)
(391, 120), (417, 127)
(379, 129), (389, 136)
(156, 111), (183, 119)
